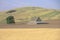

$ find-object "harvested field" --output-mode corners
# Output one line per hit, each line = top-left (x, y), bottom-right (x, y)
(0, 29), (60, 40)
(0, 20), (60, 40)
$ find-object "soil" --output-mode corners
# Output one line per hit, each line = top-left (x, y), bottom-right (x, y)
(0, 20), (60, 28)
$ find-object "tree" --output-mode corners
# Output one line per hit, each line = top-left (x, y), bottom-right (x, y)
(6, 10), (16, 24)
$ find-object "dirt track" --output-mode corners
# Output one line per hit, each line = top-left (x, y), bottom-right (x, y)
(0, 20), (60, 28)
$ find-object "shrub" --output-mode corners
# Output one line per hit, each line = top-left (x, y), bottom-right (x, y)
(6, 16), (15, 24)
(36, 17), (42, 21)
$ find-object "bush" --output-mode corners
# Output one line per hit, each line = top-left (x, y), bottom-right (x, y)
(36, 17), (42, 21)
(6, 16), (15, 24)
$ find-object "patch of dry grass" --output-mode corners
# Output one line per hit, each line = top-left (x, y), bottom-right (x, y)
(0, 7), (60, 23)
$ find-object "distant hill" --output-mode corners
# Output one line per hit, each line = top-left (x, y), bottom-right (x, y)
(0, 7), (60, 23)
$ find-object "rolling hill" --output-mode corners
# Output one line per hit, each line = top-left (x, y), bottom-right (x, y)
(0, 7), (60, 24)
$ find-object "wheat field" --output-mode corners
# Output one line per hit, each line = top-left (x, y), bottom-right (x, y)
(0, 28), (60, 40)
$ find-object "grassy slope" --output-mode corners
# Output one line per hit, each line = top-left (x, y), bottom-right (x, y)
(0, 7), (60, 23)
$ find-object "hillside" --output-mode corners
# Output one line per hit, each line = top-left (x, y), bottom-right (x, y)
(0, 7), (60, 23)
